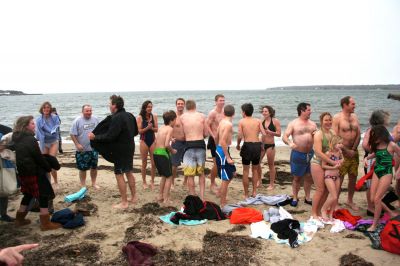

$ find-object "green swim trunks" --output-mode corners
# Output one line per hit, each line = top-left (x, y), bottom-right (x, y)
(153, 148), (172, 177)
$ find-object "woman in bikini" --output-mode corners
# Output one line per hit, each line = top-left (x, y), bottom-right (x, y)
(36, 102), (60, 190)
(258, 106), (281, 190)
(365, 125), (400, 232)
(137, 100), (158, 190)
(310, 112), (339, 223)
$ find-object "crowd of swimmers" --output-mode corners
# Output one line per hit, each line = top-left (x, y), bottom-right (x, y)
(0, 94), (400, 264)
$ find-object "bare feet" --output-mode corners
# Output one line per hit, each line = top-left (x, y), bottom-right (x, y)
(345, 202), (359, 211)
(150, 182), (155, 191)
(267, 185), (274, 191)
(367, 225), (376, 232)
(210, 184), (219, 194)
(128, 197), (137, 204)
(92, 184), (101, 190)
(113, 202), (129, 209)
(142, 183), (149, 190)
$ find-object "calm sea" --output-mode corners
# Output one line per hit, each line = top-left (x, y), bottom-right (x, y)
(1, 89), (399, 146)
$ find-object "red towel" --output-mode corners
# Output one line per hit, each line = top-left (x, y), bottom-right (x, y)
(355, 162), (375, 191)
(230, 207), (263, 224)
(333, 209), (361, 226)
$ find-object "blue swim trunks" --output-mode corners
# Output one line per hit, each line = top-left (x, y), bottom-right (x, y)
(216, 145), (236, 181)
(290, 150), (314, 177)
(75, 151), (99, 171)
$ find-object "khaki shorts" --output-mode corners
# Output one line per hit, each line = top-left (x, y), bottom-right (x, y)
(339, 151), (359, 177)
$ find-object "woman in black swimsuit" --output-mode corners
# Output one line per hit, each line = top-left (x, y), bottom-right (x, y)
(259, 106), (281, 190)
(137, 100), (158, 190)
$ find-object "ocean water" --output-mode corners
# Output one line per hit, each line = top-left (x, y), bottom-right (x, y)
(1, 89), (399, 146)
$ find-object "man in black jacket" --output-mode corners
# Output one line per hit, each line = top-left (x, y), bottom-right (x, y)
(89, 95), (138, 209)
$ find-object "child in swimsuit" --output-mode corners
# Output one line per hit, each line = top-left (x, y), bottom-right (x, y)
(153, 110), (177, 205)
(321, 135), (343, 223)
(365, 125), (400, 232)
(137, 100), (158, 190)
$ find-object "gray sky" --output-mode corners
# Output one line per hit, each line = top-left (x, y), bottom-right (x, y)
(0, 0), (399, 94)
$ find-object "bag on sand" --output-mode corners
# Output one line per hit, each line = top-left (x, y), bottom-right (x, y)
(0, 158), (18, 196)
(380, 215), (400, 255)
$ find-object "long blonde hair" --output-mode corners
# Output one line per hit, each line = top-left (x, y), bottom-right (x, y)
(329, 135), (342, 151)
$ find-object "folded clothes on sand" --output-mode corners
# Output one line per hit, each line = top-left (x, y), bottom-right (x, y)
(238, 194), (291, 206)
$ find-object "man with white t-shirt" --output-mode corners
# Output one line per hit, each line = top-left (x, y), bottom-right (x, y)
(70, 104), (100, 189)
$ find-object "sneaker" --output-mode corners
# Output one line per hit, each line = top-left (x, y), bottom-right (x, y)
(290, 199), (298, 207)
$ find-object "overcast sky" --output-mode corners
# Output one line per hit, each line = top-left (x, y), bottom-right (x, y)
(0, 0), (399, 94)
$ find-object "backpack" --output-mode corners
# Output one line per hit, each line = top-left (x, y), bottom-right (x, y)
(380, 215), (400, 255)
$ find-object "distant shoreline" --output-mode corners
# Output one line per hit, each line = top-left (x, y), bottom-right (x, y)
(266, 84), (400, 90)
(0, 90), (41, 96)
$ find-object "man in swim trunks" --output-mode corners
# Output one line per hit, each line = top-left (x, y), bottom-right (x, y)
(89, 95), (138, 209)
(206, 94), (225, 194)
(154, 110), (177, 205)
(283, 102), (317, 207)
(180, 100), (208, 200)
(171, 98), (186, 189)
(70, 104), (100, 189)
(333, 96), (361, 211)
(215, 105), (236, 207)
(236, 103), (266, 199)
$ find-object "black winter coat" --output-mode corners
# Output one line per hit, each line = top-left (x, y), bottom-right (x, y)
(91, 108), (138, 163)
(12, 131), (51, 176)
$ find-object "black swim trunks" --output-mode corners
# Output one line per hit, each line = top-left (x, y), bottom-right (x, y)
(207, 136), (217, 158)
(264, 143), (275, 150)
(240, 142), (262, 165)
(154, 148), (172, 177)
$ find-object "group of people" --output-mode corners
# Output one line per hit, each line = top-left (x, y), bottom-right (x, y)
(1, 94), (400, 231)
(1, 93), (400, 265)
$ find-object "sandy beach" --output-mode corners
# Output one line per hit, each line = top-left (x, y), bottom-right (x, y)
(1, 144), (398, 265)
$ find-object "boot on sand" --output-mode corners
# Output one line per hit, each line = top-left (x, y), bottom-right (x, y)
(40, 214), (61, 231)
(15, 211), (31, 227)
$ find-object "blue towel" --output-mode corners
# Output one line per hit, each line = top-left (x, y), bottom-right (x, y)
(64, 187), (87, 203)
(160, 212), (207, 226)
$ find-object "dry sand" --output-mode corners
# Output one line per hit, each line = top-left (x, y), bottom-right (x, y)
(1, 144), (398, 265)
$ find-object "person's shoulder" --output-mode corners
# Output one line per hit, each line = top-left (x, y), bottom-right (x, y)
(309, 120), (317, 127)
(333, 112), (342, 119)
(72, 116), (82, 123)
